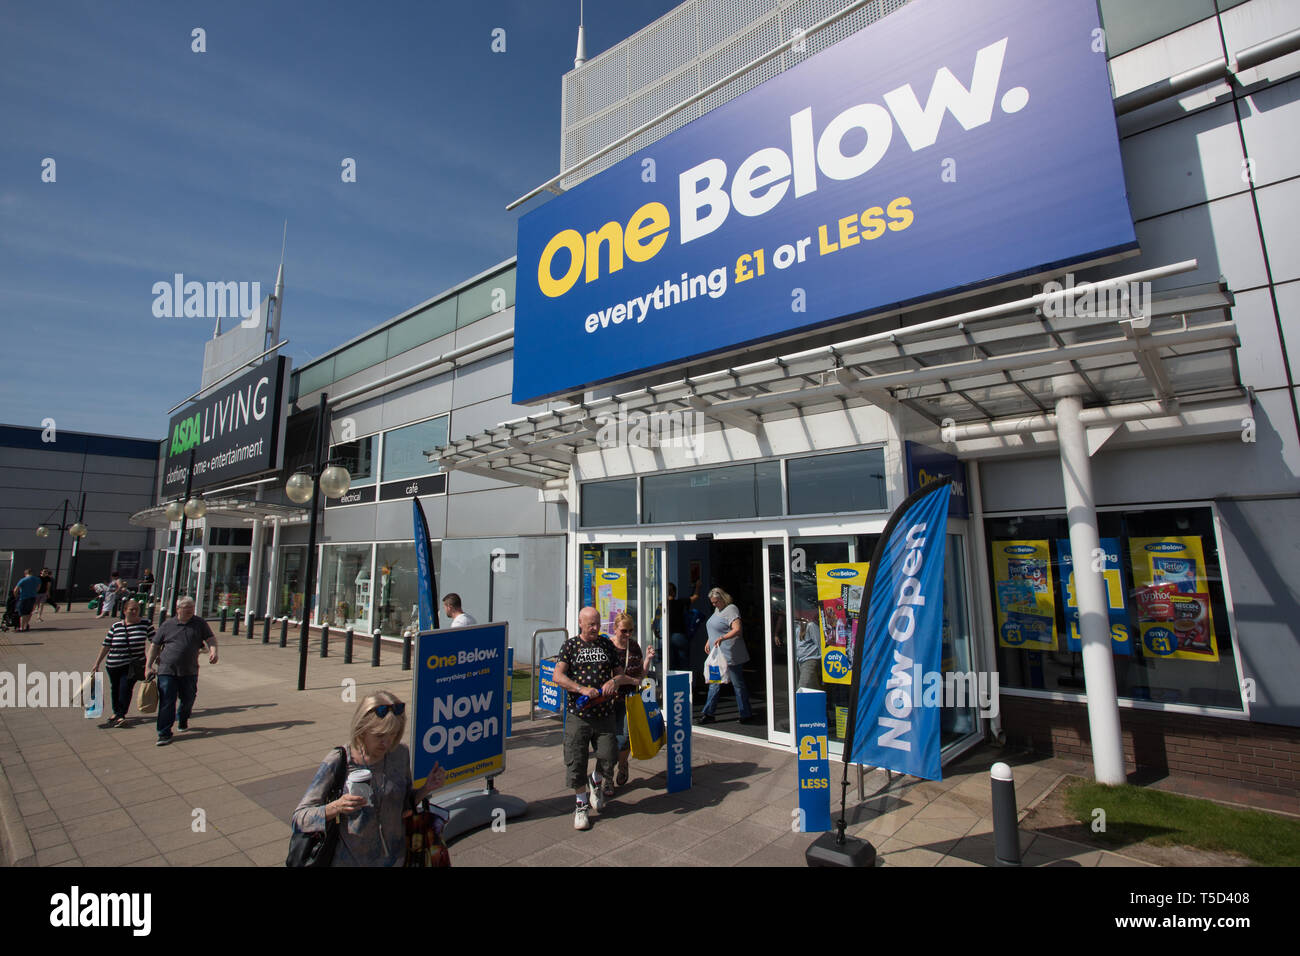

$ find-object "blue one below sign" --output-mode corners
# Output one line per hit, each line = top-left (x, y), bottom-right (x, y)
(796, 689), (831, 832)
(665, 671), (692, 793)
(537, 659), (561, 714)
(412, 622), (509, 788)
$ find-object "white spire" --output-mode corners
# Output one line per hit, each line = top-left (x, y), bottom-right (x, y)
(574, 0), (586, 68)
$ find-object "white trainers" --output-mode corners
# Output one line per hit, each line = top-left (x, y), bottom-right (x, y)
(574, 803), (591, 830)
(588, 774), (607, 813)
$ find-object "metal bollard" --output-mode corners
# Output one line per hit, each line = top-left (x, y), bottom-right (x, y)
(370, 631), (381, 667)
(245, 612), (255, 639)
(262, 615), (271, 644)
(344, 628), (354, 664)
(279, 617), (288, 648)
(232, 613), (240, 637)
(159, 610), (167, 627)
(991, 762), (1021, 867)
(219, 607), (228, 632)
(401, 631), (412, 671)
(320, 624), (330, 658)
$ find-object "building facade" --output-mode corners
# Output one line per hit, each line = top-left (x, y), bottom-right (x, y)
(139, 0), (1299, 799)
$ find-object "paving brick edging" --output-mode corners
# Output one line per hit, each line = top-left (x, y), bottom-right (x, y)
(0, 759), (36, 866)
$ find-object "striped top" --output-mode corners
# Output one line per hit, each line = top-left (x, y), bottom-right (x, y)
(102, 620), (153, 667)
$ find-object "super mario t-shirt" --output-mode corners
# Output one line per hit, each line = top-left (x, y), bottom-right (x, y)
(557, 634), (620, 718)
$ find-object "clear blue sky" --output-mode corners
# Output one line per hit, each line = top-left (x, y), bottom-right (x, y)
(0, 0), (683, 440)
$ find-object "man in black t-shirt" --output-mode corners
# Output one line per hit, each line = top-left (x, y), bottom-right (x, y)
(553, 606), (623, 830)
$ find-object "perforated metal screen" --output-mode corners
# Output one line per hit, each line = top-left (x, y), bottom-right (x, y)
(560, 0), (913, 188)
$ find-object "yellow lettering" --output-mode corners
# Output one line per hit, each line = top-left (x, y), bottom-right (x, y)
(859, 205), (886, 240)
(585, 221), (624, 283)
(818, 223), (838, 255)
(624, 202), (670, 263)
(837, 213), (860, 248)
(887, 196), (913, 231)
(538, 229), (584, 298)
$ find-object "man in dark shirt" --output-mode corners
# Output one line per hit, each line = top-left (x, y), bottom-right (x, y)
(145, 595), (217, 746)
(553, 606), (623, 830)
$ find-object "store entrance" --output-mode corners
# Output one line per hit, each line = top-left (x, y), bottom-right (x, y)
(669, 538), (772, 742)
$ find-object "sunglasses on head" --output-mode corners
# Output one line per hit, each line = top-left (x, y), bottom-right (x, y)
(372, 702), (405, 718)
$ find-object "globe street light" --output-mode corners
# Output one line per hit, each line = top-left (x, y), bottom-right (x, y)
(286, 392), (352, 691)
(184, 497), (207, 520)
(37, 495), (87, 612)
(164, 500), (184, 522)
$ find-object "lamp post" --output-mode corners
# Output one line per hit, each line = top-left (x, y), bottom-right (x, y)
(36, 493), (87, 612)
(285, 392), (351, 691)
(164, 448), (207, 616)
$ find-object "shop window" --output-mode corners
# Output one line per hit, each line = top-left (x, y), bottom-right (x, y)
(330, 434), (377, 486)
(787, 448), (887, 516)
(985, 507), (1241, 710)
(319, 544), (374, 632)
(207, 528), (253, 547)
(202, 552), (250, 619)
(373, 541), (441, 637)
(382, 417), (449, 483)
(582, 544), (638, 636)
(580, 479), (637, 527)
(642, 461), (781, 524)
(275, 545), (309, 620)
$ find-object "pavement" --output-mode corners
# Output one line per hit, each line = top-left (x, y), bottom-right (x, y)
(0, 608), (1217, 868)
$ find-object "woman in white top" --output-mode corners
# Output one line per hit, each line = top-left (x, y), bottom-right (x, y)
(699, 588), (754, 724)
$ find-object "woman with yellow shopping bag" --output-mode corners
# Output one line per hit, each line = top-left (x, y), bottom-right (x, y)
(602, 612), (656, 794)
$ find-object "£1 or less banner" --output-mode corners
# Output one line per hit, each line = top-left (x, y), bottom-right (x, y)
(595, 569), (627, 634)
(1055, 538), (1132, 655)
(511, 0), (1135, 403)
(1129, 537), (1219, 662)
(992, 540), (1057, 651)
(412, 623), (509, 788)
(795, 689), (831, 832)
(815, 562), (869, 684)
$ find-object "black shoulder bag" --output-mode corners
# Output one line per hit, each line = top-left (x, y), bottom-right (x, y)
(286, 747), (349, 867)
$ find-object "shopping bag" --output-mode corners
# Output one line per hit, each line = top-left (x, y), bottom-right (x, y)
(627, 680), (665, 760)
(404, 801), (452, 867)
(135, 677), (158, 715)
(705, 644), (729, 684)
(80, 672), (102, 719)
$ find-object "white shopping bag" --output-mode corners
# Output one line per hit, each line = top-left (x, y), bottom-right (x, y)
(705, 644), (729, 684)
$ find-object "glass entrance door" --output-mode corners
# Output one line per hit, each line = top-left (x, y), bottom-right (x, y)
(764, 538), (792, 746)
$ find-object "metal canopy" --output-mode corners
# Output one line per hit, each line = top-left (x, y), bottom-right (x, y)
(129, 499), (310, 530)
(433, 263), (1242, 489)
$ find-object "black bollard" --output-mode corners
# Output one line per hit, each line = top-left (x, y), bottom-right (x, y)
(262, 614), (271, 644)
(245, 612), (255, 639)
(320, 624), (330, 658)
(401, 631), (411, 671)
(219, 607), (228, 632)
(232, 613), (240, 637)
(344, 628), (354, 664)
(159, 610), (167, 627)
(991, 762), (1021, 866)
(279, 616), (288, 648)
(370, 631), (381, 667)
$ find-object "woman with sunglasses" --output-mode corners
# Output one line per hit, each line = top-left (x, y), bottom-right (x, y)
(604, 611), (655, 794)
(292, 690), (446, 866)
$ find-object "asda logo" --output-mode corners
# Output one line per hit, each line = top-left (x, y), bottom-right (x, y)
(170, 414), (202, 455)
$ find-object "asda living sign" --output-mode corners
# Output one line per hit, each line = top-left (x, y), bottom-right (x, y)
(512, 0), (1136, 403)
(163, 357), (287, 496)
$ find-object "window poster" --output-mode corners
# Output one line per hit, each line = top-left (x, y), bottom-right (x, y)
(595, 568), (627, 635)
(1055, 538), (1132, 655)
(992, 540), (1057, 651)
(1128, 537), (1219, 662)
(582, 551), (596, 609)
(814, 563), (870, 685)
